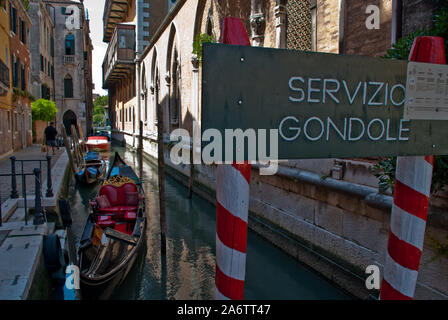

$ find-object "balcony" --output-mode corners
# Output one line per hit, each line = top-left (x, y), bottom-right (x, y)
(103, 0), (130, 42)
(102, 24), (135, 89)
(0, 60), (10, 96)
(64, 55), (75, 65)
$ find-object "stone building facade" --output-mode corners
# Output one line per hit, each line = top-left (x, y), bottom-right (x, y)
(29, 1), (55, 102)
(108, 0), (448, 299)
(44, 0), (93, 136)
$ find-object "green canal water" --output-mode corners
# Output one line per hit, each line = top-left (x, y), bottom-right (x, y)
(67, 145), (350, 300)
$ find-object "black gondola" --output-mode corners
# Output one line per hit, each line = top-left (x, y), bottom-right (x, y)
(77, 152), (146, 300)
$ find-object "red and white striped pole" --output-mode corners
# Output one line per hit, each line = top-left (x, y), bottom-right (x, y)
(214, 17), (252, 300)
(380, 36), (446, 300)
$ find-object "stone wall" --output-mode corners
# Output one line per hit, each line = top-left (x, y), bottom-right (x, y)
(402, 0), (439, 37)
(316, 0), (340, 53)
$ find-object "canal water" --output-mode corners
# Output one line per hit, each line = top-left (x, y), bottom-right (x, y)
(68, 144), (350, 300)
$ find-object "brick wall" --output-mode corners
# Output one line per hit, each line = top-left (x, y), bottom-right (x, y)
(344, 0), (393, 57)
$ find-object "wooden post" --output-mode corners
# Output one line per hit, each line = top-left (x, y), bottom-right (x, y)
(157, 84), (167, 253)
(214, 17), (252, 301)
(380, 36), (446, 300)
(61, 125), (77, 175)
(188, 142), (194, 199)
(78, 123), (86, 153)
(139, 120), (144, 181)
(71, 125), (83, 164)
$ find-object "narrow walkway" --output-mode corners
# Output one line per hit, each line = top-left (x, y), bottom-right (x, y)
(0, 145), (64, 204)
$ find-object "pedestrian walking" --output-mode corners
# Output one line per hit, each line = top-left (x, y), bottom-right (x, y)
(44, 122), (58, 156)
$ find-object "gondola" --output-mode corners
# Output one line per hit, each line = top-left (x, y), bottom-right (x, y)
(78, 152), (146, 300)
(75, 151), (107, 184)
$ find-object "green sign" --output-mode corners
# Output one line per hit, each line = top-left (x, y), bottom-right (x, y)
(201, 43), (448, 160)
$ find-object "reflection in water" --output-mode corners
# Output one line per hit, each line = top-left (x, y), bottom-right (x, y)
(67, 145), (350, 300)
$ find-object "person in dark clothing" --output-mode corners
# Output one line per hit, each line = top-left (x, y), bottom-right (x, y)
(44, 122), (58, 155)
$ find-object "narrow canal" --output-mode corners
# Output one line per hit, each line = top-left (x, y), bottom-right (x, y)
(67, 144), (350, 300)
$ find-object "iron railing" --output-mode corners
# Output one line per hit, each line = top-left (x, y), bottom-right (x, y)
(0, 156), (54, 227)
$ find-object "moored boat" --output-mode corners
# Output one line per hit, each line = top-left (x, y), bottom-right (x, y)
(78, 152), (146, 300)
(75, 151), (106, 184)
(86, 135), (110, 152)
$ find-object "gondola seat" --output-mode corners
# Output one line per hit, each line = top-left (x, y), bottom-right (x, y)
(97, 182), (139, 214)
(96, 215), (116, 229)
(115, 211), (137, 222)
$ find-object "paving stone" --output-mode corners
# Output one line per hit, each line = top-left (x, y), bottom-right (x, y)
(0, 230), (9, 246)
(0, 277), (28, 300)
(0, 243), (42, 281)
(8, 224), (48, 237)
(1, 235), (42, 250)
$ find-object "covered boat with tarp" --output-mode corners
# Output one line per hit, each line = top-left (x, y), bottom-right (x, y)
(77, 152), (146, 300)
(75, 151), (106, 184)
(86, 135), (110, 152)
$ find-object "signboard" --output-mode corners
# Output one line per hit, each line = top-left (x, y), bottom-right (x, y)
(201, 43), (448, 161)
(404, 61), (448, 120)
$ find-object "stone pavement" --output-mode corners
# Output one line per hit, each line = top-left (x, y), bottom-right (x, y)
(0, 222), (54, 299)
(0, 144), (64, 205)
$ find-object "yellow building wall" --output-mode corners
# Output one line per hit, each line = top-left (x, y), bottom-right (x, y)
(0, 0), (12, 110)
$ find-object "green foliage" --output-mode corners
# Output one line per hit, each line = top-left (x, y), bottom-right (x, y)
(192, 33), (215, 63)
(94, 95), (108, 108)
(372, 157), (397, 193)
(94, 105), (105, 116)
(31, 99), (58, 122)
(21, 0), (30, 11)
(375, 3), (448, 194)
(93, 113), (105, 126)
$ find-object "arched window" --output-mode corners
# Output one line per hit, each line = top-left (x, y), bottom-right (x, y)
(170, 47), (180, 126)
(65, 34), (75, 55)
(64, 75), (73, 98)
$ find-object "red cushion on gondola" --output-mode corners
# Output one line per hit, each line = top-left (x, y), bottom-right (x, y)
(99, 185), (120, 206)
(99, 183), (139, 207)
(97, 219), (116, 229)
(98, 206), (138, 213)
(97, 215), (113, 222)
(125, 192), (139, 206)
(96, 195), (111, 208)
(115, 223), (128, 234)
(114, 211), (137, 222)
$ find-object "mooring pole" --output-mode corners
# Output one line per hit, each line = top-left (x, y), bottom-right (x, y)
(214, 17), (252, 301)
(188, 142), (194, 199)
(61, 125), (77, 176)
(156, 81), (167, 253)
(139, 120), (144, 181)
(380, 36), (446, 300)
